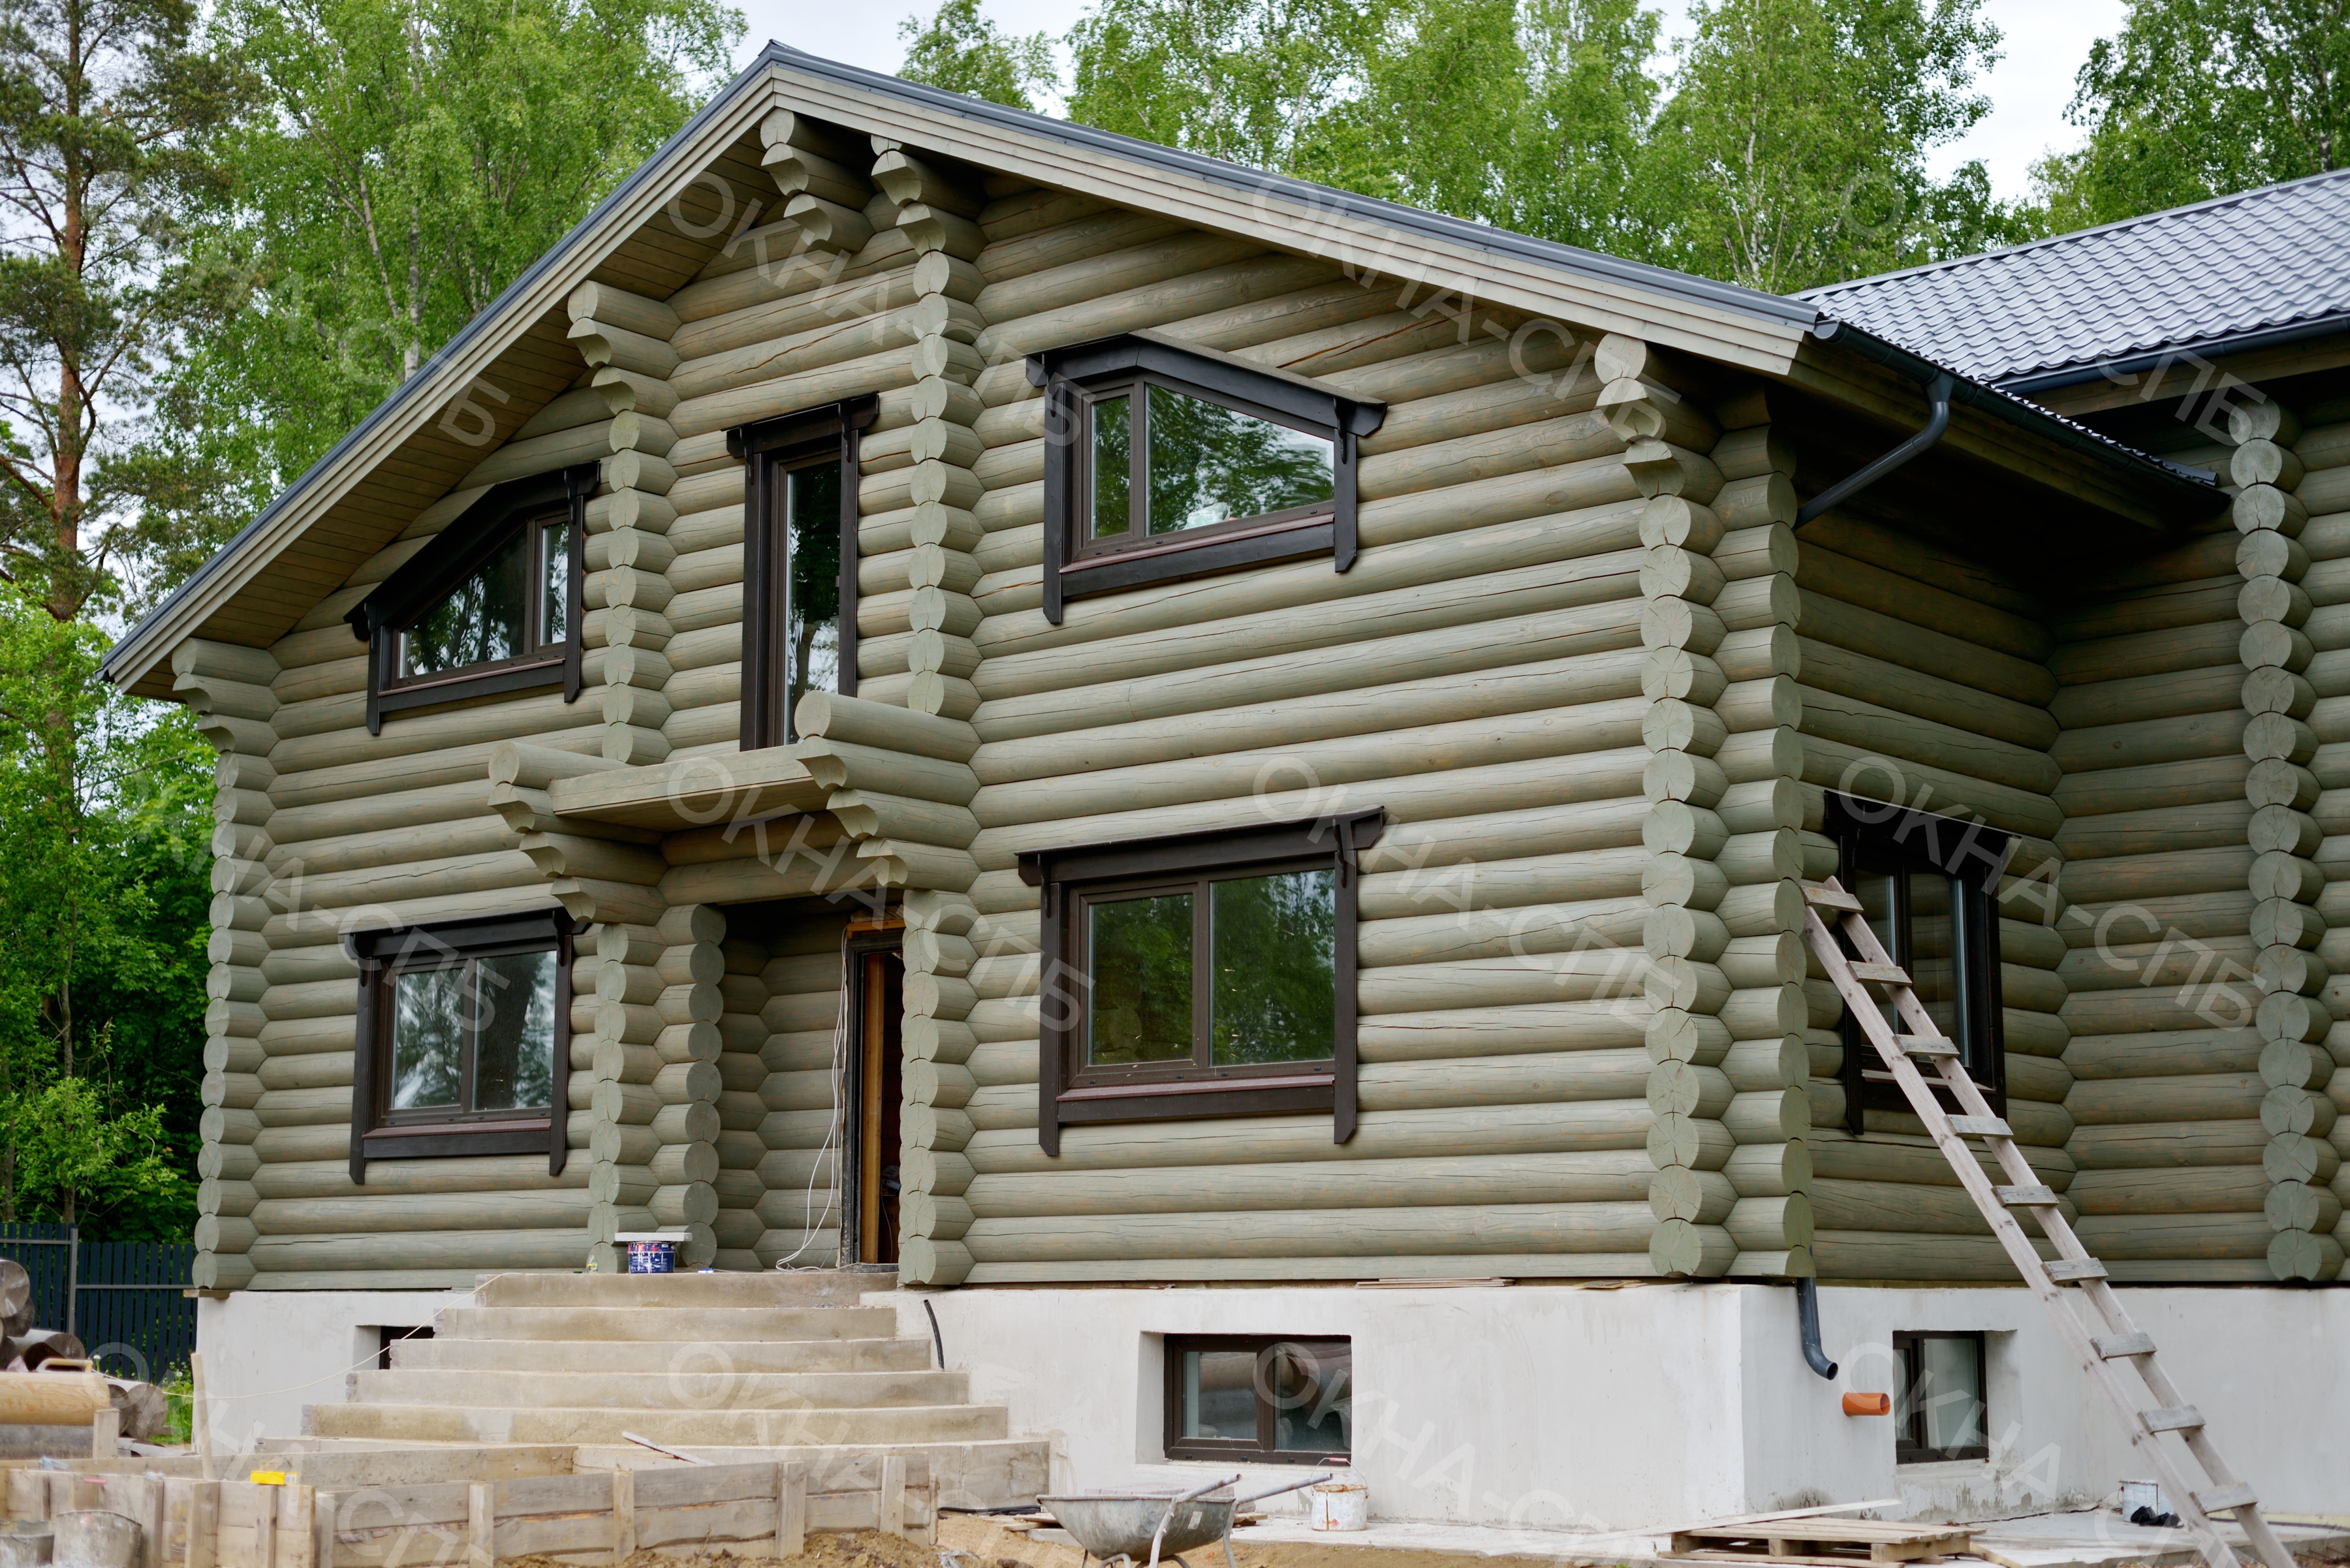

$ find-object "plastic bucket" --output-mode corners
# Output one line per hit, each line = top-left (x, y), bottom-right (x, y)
(1309, 1482), (1368, 1532)
(0, 1520), (54, 1568)
(52, 1512), (138, 1568)
(625, 1239), (676, 1274)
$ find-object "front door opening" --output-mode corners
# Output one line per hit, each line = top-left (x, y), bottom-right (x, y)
(847, 941), (904, 1265)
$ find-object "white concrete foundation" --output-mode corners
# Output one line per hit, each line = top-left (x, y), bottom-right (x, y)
(196, 1288), (473, 1452)
(879, 1281), (2350, 1532)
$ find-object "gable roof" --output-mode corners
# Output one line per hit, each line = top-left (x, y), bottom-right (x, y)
(1803, 168), (2350, 391)
(103, 42), (2222, 695)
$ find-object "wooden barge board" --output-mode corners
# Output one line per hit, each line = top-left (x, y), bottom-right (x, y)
(1669, 1520), (1977, 1562)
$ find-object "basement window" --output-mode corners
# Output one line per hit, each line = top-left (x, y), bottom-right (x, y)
(1027, 332), (1385, 623)
(1894, 1331), (1988, 1462)
(1018, 811), (1385, 1154)
(729, 394), (876, 749)
(1166, 1336), (1351, 1464)
(347, 910), (573, 1181)
(1825, 792), (2009, 1130)
(345, 464), (597, 734)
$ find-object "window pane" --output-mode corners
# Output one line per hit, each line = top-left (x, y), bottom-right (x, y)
(389, 967), (466, 1110)
(1091, 394), (1132, 538)
(1908, 873), (1962, 1044)
(1917, 1336), (1985, 1453)
(1210, 870), (1336, 1065)
(1269, 1341), (1351, 1455)
(785, 461), (843, 721)
(540, 520), (572, 647)
(1086, 892), (1193, 1065)
(471, 950), (557, 1112)
(1853, 868), (1902, 1040)
(1146, 384), (1334, 535)
(402, 525), (528, 675)
(1180, 1349), (1257, 1441)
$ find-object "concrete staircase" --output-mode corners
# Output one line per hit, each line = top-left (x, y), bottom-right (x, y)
(305, 1270), (1047, 1507)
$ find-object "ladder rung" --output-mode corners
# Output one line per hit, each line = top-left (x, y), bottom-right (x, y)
(1947, 1116), (2013, 1138)
(2194, 1484), (2257, 1513)
(1896, 1034), (1959, 1058)
(1997, 1185), (2060, 1207)
(1850, 962), (1910, 984)
(2093, 1332), (2155, 1358)
(2043, 1258), (2108, 1283)
(2142, 1405), (2203, 1434)
(1803, 881), (1863, 911)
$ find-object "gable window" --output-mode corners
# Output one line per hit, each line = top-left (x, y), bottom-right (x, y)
(345, 464), (597, 734)
(1893, 1330), (1988, 1462)
(1029, 332), (1385, 623)
(1018, 811), (1383, 1155)
(1826, 792), (2009, 1131)
(347, 910), (572, 1180)
(730, 394), (876, 749)
(1165, 1336), (1351, 1464)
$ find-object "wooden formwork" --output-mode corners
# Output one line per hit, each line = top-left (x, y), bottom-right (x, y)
(3, 1454), (937, 1567)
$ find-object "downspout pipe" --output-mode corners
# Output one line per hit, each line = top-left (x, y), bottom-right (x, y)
(1794, 368), (1954, 527)
(1796, 1278), (1839, 1380)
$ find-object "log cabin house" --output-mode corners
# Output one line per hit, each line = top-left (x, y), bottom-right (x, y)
(107, 54), (2350, 1528)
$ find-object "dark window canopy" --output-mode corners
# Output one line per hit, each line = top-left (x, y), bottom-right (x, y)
(344, 463), (599, 732)
(1027, 332), (1385, 623)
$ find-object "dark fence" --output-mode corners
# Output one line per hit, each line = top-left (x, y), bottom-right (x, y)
(0, 1225), (195, 1384)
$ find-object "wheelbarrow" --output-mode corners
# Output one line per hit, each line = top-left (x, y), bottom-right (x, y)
(1041, 1471), (1328, 1568)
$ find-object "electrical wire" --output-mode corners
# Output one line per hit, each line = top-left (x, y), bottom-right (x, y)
(772, 936), (849, 1270)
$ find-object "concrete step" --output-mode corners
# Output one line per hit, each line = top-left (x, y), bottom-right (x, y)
(307, 1400), (1008, 1448)
(436, 1306), (900, 1342)
(473, 1270), (890, 1309)
(396, 1336), (932, 1374)
(349, 1367), (970, 1411)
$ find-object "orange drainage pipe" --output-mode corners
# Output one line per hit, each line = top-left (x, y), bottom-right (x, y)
(1843, 1392), (1893, 1417)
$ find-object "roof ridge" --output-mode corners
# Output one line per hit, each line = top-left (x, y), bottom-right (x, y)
(1805, 163), (2350, 300)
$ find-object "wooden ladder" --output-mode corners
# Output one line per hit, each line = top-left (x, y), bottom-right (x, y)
(1798, 875), (2294, 1568)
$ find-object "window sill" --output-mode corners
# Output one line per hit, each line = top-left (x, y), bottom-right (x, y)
(379, 656), (565, 717)
(1059, 1073), (1335, 1124)
(362, 1119), (555, 1159)
(1061, 515), (1334, 601)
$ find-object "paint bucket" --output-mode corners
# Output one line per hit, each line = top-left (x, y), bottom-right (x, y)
(1308, 1482), (1368, 1533)
(51, 1512), (138, 1568)
(625, 1238), (676, 1274)
(0, 1520), (54, 1568)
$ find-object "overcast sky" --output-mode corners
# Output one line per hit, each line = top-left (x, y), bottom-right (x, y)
(736, 0), (2129, 204)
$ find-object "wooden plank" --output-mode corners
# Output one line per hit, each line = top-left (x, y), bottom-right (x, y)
(633, 1499), (777, 1552)
(776, 1464), (806, 1559)
(879, 1456), (906, 1540)
(630, 1462), (781, 1509)
(467, 1484), (492, 1568)
(495, 1475), (612, 1516)
(494, 1515), (618, 1558)
(277, 1485), (315, 1568)
(610, 1469), (634, 1563)
(313, 1495), (337, 1568)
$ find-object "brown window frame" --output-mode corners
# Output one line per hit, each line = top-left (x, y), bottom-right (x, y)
(345, 464), (596, 735)
(1826, 791), (2009, 1131)
(730, 394), (876, 749)
(1892, 1330), (1990, 1463)
(346, 909), (572, 1183)
(1017, 810), (1383, 1155)
(1029, 332), (1385, 625)
(1163, 1335), (1352, 1464)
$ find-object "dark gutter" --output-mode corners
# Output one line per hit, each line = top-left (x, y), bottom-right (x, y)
(1992, 309), (2350, 396)
(1810, 318), (2224, 511)
(1795, 371), (1951, 527)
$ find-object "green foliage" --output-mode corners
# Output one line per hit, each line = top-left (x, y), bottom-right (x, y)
(0, 0), (255, 620)
(907, 0), (2022, 291)
(0, 597), (210, 1240)
(1640, 0), (2019, 290)
(896, 0), (1056, 110)
(2034, 0), (2349, 231)
(163, 0), (742, 512)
